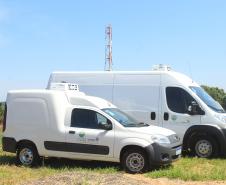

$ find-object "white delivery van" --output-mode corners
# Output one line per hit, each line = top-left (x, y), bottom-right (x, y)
(47, 65), (226, 158)
(2, 83), (181, 173)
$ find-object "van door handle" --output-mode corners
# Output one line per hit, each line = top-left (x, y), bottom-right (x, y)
(164, 112), (169, 121)
(151, 112), (156, 120)
(182, 119), (190, 123)
(69, 130), (75, 134)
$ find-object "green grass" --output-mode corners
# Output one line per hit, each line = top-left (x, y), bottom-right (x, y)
(1, 129), (226, 184)
(0, 152), (119, 185)
(147, 157), (226, 181)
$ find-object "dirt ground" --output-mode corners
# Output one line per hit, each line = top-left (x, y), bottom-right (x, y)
(21, 171), (226, 185)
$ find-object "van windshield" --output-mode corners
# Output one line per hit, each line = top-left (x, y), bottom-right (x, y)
(102, 108), (149, 127)
(190, 86), (225, 113)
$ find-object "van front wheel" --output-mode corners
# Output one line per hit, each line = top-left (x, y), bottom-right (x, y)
(122, 149), (148, 173)
(191, 136), (218, 158)
(16, 144), (40, 167)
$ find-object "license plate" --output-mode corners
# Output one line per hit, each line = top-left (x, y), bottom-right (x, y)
(176, 146), (182, 155)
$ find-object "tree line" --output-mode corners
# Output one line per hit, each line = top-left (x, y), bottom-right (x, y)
(0, 102), (5, 123)
(201, 85), (226, 110)
(0, 85), (226, 122)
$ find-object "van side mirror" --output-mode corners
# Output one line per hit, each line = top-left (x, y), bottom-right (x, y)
(188, 101), (205, 115)
(98, 120), (112, 130)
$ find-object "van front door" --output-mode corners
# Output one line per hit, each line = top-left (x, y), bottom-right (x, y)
(161, 86), (202, 139)
(65, 108), (114, 158)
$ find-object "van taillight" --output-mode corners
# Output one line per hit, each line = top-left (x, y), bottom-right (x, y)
(3, 104), (7, 132)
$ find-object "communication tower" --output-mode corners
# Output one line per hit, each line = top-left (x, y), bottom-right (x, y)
(105, 25), (112, 71)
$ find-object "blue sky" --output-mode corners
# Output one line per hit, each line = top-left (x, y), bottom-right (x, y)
(0, 0), (226, 101)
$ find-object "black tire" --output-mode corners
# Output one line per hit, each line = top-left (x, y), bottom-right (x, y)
(121, 148), (148, 174)
(190, 135), (219, 158)
(16, 143), (40, 167)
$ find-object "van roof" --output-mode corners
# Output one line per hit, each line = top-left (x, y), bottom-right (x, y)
(7, 89), (58, 95)
(69, 95), (116, 109)
(7, 89), (116, 110)
(7, 90), (68, 103)
(50, 70), (199, 88)
(51, 70), (165, 75)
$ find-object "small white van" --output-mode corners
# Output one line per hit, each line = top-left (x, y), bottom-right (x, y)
(2, 83), (181, 173)
(47, 65), (226, 158)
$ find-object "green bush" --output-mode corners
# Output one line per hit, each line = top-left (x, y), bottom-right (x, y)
(0, 102), (5, 123)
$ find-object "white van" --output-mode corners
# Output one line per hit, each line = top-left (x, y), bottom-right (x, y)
(2, 83), (181, 173)
(47, 65), (226, 158)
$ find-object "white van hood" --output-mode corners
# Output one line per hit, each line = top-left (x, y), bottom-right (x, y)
(127, 125), (175, 137)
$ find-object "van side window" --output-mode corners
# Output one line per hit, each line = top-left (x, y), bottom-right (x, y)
(166, 87), (195, 113)
(71, 109), (108, 129)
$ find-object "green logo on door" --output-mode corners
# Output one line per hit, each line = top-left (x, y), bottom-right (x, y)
(79, 132), (85, 138)
(171, 115), (177, 121)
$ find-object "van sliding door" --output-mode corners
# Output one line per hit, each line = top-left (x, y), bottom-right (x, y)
(113, 74), (161, 125)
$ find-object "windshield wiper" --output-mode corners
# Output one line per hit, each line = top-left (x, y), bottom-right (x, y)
(125, 123), (139, 127)
(138, 122), (149, 127)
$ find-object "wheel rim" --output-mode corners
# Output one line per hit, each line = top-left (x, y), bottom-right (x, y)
(126, 153), (145, 173)
(195, 139), (212, 158)
(19, 148), (34, 165)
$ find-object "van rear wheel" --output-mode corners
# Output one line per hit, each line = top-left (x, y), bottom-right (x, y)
(191, 136), (218, 158)
(16, 143), (40, 167)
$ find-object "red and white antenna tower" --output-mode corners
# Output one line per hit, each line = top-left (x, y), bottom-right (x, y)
(105, 24), (112, 71)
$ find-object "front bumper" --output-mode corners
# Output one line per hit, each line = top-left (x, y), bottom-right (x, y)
(2, 137), (17, 153)
(145, 142), (181, 166)
(219, 128), (226, 156)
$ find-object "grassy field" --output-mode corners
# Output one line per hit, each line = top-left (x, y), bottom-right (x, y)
(0, 150), (119, 185)
(1, 130), (226, 184)
(146, 158), (226, 181)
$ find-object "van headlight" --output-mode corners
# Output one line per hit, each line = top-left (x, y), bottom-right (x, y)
(151, 134), (171, 144)
(214, 114), (226, 123)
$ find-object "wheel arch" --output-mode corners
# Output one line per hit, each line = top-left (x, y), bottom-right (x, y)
(16, 140), (39, 154)
(119, 145), (148, 163)
(183, 125), (226, 157)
